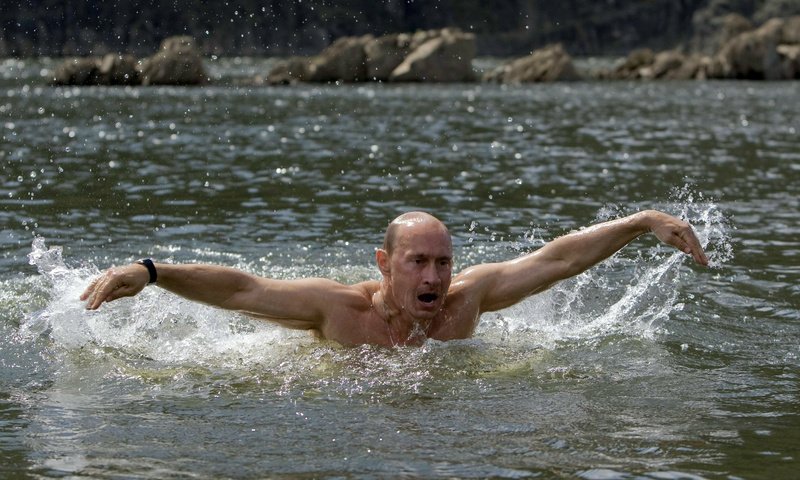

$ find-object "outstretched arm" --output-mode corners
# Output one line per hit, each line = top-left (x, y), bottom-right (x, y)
(456, 210), (708, 312)
(80, 262), (341, 330)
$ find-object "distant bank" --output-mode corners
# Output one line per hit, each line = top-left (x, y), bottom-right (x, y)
(49, 15), (800, 87)
(3, 0), (800, 58)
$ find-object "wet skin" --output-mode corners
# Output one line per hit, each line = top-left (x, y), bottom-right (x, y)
(82, 210), (708, 347)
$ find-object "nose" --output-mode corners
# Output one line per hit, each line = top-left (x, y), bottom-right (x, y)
(421, 262), (440, 285)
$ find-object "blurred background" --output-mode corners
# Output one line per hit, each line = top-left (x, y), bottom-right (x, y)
(3, 0), (800, 58)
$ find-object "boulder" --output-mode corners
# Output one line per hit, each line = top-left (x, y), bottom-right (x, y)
(777, 43), (800, 78)
(782, 15), (800, 43)
(609, 48), (656, 79)
(364, 34), (411, 81)
(51, 55), (139, 86)
(389, 29), (476, 82)
(264, 28), (476, 84)
(409, 28), (464, 51)
(671, 53), (713, 80)
(643, 50), (689, 79)
(483, 44), (581, 83)
(138, 36), (207, 85)
(97, 54), (139, 85)
(266, 57), (311, 84)
(306, 35), (373, 83)
(51, 57), (101, 85)
(710, 18), (786, 79)
(692, 12), (754, 54)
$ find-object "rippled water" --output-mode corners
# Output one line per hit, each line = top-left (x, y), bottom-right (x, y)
(1, 58), (799, 478)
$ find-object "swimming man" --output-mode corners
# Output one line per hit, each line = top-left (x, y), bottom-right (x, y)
(81, 210), (708, 346)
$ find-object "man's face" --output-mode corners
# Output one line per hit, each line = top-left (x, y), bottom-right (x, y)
(383, 222), (453, 320)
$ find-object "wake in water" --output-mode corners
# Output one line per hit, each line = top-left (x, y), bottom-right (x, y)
(478, 191), (732, 347)
(19, 194), (732, 387)
(22, 237), (310, 370)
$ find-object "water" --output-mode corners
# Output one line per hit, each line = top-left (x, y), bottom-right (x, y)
(1, 57), (798, 478)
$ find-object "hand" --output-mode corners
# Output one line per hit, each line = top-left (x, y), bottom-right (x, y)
(80, 263), (150, 310)
(645, 210), (709, 266)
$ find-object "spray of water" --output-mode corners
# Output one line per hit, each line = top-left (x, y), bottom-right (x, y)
(480, 190), (733, 347)
(20, 193), (731, 393)
(22, 237), (310, 371)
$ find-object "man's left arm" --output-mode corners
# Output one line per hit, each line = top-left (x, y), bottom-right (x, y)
(456, 210), (708, 312)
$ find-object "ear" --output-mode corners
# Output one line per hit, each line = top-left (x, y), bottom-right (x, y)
(376, 248), (391, 277)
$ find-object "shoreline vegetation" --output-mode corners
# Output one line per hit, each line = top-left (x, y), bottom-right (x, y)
(48, 15), (800, 86)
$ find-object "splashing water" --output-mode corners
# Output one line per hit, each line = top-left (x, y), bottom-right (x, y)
(482, 193), (732, 347)
(21, 196), (732, 382)
(23, 237), (96, 342)
(22, 237), (310, 368)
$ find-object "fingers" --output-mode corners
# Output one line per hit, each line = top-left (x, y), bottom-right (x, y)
(81, 266), (147, 310)
(650, 212), (709, 267)
(79, 277), (100, 301)
(674, 227), (709, 266)
(83, 272), (115, 310)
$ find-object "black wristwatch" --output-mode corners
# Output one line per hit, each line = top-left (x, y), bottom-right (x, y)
(136, 258), (158, 284)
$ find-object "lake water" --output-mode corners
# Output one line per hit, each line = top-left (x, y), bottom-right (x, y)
(1, 58), (798, 479)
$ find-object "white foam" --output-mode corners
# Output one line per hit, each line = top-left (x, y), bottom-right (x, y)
(482, 195), (732, 347)
(22, 237), (310, 369)
(22, 197), (731, 369)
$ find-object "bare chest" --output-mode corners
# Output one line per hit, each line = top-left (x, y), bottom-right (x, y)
(319, 302), (481, 347)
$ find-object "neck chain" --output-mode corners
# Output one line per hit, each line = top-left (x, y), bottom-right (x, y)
(372, 291), (432, 346)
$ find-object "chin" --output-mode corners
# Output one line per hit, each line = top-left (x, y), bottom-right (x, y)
(411, 300), (441, 318)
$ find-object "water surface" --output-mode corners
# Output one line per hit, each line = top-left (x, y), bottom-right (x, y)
(1, 58), (798, 478)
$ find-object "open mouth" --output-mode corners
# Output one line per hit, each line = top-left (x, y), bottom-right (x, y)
(417, 293), (438, 304)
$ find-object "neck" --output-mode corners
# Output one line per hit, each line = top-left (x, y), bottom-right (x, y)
(373, 285), (432, 346)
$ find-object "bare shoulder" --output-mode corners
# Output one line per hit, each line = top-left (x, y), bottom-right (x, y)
(449, 262), (504, 296)
(443, 264), (504, 318)
(241, 276), (375, 330)
(316, 280), (382, 345)
(330, 279), (378, 308)
(448, 257), (545, 314)
(299, 278), (379, 320)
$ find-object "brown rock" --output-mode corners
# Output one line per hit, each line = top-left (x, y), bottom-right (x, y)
(97, 54), (139, 85)
(138, 36), (207, 85)
(409, 29), (441, 51)
(692, 13), (754, 54)
(483, 44), (581, 83)
(669, 53), (713, 80)
(51, 57), (100, 85)
(607, 48), (655, 80)
(782, 15), (800, 44)
(645, 50), (686, 79)
(364, 34), (411, 81)
(266, 57), (311, 84)
(711, 18), (785, 79)
(306, 35), (373, 83)
(777, 43), (800, 78)
(389, 29), (476, 82)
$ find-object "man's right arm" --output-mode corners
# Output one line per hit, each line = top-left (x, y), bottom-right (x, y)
(80, 262), (338, 331)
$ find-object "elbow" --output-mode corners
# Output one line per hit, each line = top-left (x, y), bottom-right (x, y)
(556, 257), (586, 281)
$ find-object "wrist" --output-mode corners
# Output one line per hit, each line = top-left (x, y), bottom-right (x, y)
(632, 210), (658, 234)
(136, 258), (158, 284)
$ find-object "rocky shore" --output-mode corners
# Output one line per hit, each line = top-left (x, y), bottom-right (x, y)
(50, 15), (800, 87)
(597, 15), (800, 81)
(51, 36), (207, 86)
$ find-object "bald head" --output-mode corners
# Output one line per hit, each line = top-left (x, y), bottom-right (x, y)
(382, 211), (451, 256)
